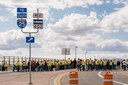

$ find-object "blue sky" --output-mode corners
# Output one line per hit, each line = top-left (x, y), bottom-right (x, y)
(0, 0), (128, 59)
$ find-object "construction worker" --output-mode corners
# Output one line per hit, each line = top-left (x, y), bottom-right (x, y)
(55, 61), (59, 71)
(0, 61), (2, 71)
(99, 60), (103, 70)
(76, 59), (80, 71)
(113, 59), (117, 70)
(2, 61), (4, 71)
(12, 62), (16, 72)
(109, 60), (113, 71)
(122, 59), (126, 71)
(16, 61), (20, 72)
(4, 62), (8, 71)
(127, 59), (128, 70)
(117, 60), (121, 70)
(88, 58), (92, 70)
(48, 60), (51, 71)
(68, 58), (71, 69)
(103, 60), (107, 71)
(86, 59), (89, 71)
(91, 60), (94, 71)
(81, 60), (85, 71)
(62, 59), (65, 70)
(22, 61), (26, 72)
(95, 59), (99, 71)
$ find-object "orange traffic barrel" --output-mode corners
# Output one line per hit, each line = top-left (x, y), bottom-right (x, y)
(69, 71), (78, 85)
(103, 71), (113, 85)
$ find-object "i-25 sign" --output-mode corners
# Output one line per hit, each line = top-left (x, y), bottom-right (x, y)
(17, 19), (27, 29)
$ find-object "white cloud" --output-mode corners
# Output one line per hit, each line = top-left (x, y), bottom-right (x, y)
(48, 12), (100, 36)
(0, 29), (41, 50)
(97, 39), (128, 52)
(0, 0), (103, 20)
(113, 0), (128, 4)
(0, 16), (8, 22)
(106, 0), (111, 4)
(62, 0), (103, 7)
(101, 5), (128, 32)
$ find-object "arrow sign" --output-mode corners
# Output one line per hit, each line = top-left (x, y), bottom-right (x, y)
(26, 37), (35, 43)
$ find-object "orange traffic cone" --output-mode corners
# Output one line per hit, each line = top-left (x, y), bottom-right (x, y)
(103, 71), (113, 85)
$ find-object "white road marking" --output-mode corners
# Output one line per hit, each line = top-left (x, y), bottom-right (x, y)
(98, 71), (128, 85)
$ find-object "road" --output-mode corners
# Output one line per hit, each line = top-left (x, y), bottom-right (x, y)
(0, 70), (128, 85)
(0, 70), (69, 85)
(60, 70), (128, 85)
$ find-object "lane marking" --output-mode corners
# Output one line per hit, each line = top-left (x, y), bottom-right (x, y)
(51, 72), (69, 85)
(57, 72), (68, 85)
(98, 71), (128, 85)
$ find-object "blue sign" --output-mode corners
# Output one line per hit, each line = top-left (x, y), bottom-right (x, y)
(17, 19), (27, 29)
(26, 37), (35, 43)
(33, 19), (43, 24)
(17, 8), (27, 12)
(17, 13), (27, 18)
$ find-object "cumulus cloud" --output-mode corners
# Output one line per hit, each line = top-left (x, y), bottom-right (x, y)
(0, 29), (41, 50)
(48, 12), (100, 36)
(113, 0), (128, 4)
(101, 5), (128, 32)
(97, 39), (128, 52)
(0, 0), (103, 20)
(62, 0), (103, 7)
(0, 16), (8, 22)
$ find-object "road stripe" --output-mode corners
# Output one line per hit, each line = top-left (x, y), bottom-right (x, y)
(51, 72), (68, 85)
(98, 71), (128, 85)
(57, 72), (68, 85)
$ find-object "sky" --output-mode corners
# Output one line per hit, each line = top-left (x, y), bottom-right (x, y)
(0, 0), (128, 59)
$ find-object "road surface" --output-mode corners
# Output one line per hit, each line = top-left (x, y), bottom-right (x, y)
(60, 70), (128, 85)
(0, 70), (128, 85)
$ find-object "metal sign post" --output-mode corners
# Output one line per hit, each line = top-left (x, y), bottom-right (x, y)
(17, 8), (43, 85)
(75, 46), (78, 60)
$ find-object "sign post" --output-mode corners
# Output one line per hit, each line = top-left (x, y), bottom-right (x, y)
(17, 8), (43, 85)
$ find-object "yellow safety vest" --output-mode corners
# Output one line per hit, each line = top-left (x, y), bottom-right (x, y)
(114, 61), (117, 65)
(109, 62), (112, 65)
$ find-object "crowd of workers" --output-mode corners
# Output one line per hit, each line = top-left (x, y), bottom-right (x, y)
(0, 58), (128, 72)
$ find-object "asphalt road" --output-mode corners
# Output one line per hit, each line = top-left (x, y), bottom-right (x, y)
(61, 70), (128, 85)
(0, 70), (128, 85)
(0, 70), (69, 85)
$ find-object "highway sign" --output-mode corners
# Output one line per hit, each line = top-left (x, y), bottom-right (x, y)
(62, 48), (70, 55)
(17, 8), (27, 12)
(26, 37), (35, 43)
(33, 19), (43, 29)
(33, 13), (43, 18)
(33, 24), (43, 29)
(17, 13), (27, 18)
(33, 19), (43, 24)
(17, 19), (27, 29)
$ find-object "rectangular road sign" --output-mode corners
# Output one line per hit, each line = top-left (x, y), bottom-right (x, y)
(33, 13), (43, 18)
(26, 37), (35, 43)
(17, 8), (27, 12)
(33, 19), (43, 24)
(17, 13), (27, 18)
(33, 24), (43, 29)
(62, 48), (70, 55)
